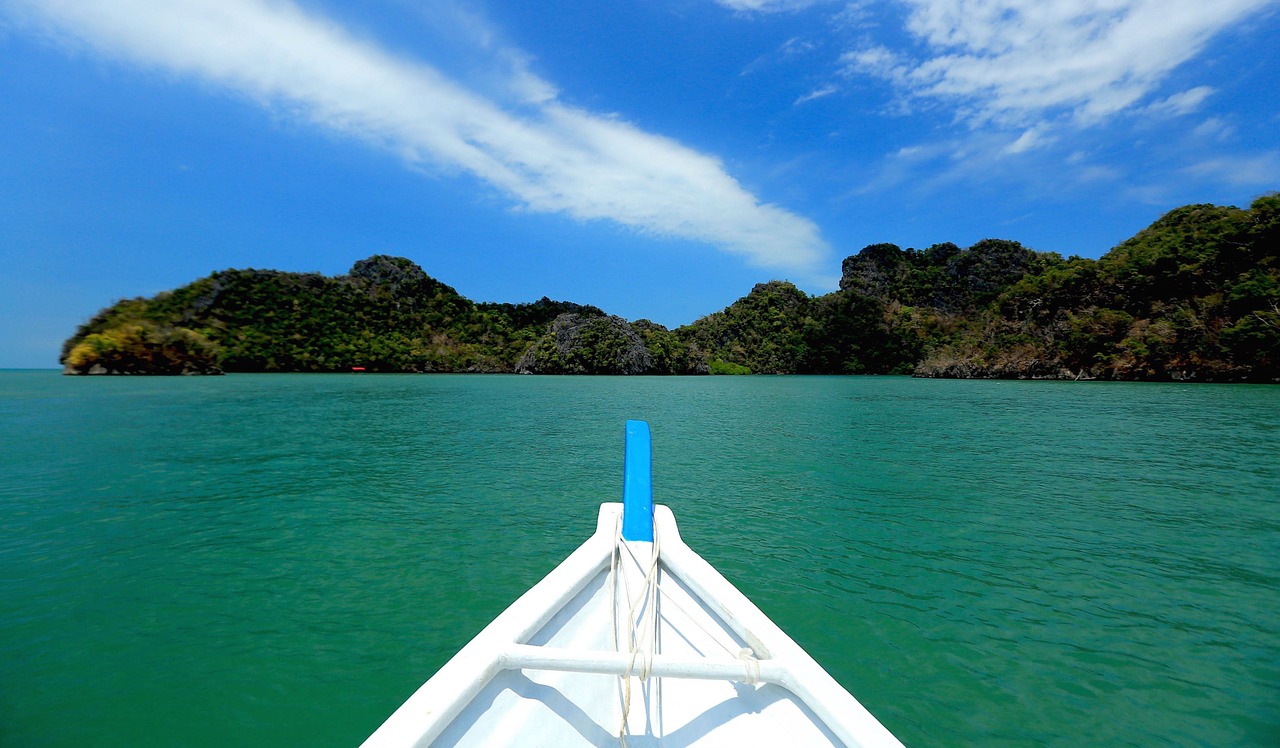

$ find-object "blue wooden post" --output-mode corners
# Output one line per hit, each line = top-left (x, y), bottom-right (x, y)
(621, 420), (654, 542)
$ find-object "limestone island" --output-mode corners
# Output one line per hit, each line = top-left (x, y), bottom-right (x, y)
(62, 196), (1278, 382)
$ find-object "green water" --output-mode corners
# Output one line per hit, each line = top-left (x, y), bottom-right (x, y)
(1, 372), (1277, 747)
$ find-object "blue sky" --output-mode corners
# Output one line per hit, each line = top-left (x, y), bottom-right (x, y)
(1, 0), (1277, 369)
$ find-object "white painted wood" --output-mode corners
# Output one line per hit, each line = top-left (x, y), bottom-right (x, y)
(361, 504), (904, 748)
(499, 644), (791, 683)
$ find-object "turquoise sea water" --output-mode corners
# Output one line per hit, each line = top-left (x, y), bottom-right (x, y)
(1, 371), (1277, 747)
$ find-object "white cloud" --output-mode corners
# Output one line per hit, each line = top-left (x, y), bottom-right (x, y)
(1003, 124), (1054, 154)
(741, 35), (821, 76)
(848, 127), (1143, 204)
(6, 0), (827, 273)
(832, 2), (877, 30)
(844, 0), (1273, 126)
(715, 0), (826, 12)
(1183, 151), (1280, 187)
(840, 45), (904, 81)
(1145, 86), (1215, 117)
(795, 84), (839, 105)
(779, 36), (818, 56)
(1193, 117), (1236, 141)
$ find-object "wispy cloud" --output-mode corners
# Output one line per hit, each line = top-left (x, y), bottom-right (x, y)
(1193, 117), (1236, 141)
(1144, 86), (1216, 118)
(714, 0), (827, 12)
(795, 85), (839, 105)
(1183, 150), (1280, 187)
(842, 0), (1273, 127)
(6, 0), (827, 274)
(1003, 123), (1054, 155)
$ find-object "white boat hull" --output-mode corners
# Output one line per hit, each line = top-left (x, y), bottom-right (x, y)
(363, 502), (903, 747)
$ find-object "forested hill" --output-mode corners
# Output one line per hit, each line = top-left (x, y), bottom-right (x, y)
(683, 195), (1278, 382)
(59, 255), (706, 375)
(61, 195), (1278, 381)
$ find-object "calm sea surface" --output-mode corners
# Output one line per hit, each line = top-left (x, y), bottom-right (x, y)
(1, 371), (1277, 747)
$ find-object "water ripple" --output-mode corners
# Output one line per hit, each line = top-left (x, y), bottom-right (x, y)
(1, 373), (1277, 746)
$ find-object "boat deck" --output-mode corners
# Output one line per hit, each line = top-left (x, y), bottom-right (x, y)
(364, 503), (901, 747)
(435, 528), (842, 746)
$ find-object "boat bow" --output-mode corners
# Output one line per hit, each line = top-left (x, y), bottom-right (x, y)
(363, 422), (902, 747)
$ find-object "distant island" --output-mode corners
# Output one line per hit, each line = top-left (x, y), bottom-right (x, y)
(61, 195), (1278, 382)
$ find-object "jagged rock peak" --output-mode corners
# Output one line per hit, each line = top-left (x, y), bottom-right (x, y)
(348, 255), (428, 285)
(515, 313), (655, 375)
(345, 254), (462, 300)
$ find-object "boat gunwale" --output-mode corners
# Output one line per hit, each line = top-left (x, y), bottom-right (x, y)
(362, 507), (619, 747)
(361, 503), (904, 747)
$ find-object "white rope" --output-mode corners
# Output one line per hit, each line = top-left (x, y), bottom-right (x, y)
(737, 647), (761, 686)
(609, 515), (630, 748)
(626, 543), (762, 684)
(610, 514), (622, 654)
(646, 571), (740, 658)
(609, 514), (762, 743)
(612, 517), (662, 746)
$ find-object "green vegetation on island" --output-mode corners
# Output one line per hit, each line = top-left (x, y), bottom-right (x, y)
(61, 196), (1279, 381)
(685, 195), (1278, 382)
(60, 255), (702, 375)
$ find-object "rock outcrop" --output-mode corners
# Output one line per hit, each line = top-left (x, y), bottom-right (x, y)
(516, 313), (655, 374)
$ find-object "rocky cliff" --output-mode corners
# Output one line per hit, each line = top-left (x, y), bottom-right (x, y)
(516, 313), (708, 375)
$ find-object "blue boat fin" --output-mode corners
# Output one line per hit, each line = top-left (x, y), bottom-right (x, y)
(621, 420), (654, 542)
